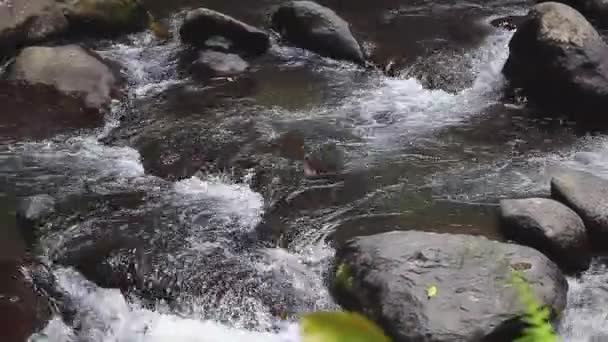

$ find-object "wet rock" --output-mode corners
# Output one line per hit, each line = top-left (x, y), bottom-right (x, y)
(0, 81), (104, 142)
(334, 231), (568, 342)
(8, 45), (120, 110)
(538, 0), (608, 26)
(179, 8), (270, 56)
(503, 2), (608, 121)
(499, 198), (591, 272)
(490, 15), (527, 31)
(0, 0), (68, 56)
(0, 259), (53, 342)
(189, 50), (249, 79)
(271, 1), (365, 64)
(551, 170), (608, 248)
(55, 0), (149, 35)
(16, 195), (56, 245)
(304, 143), (345, 178)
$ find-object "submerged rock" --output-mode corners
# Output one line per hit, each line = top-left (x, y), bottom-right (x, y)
(551, 170), (608, 248)
(180, 8), (270, 56)
(189, 50), (249, 79)
(0, 0), (68, 55)
(334, 231), (568, 342)
(8, 45), (120, 110)
(499, 198), (590, 272)
(55, 0), (149, 35)
(503, 2), (608, 122)
(16, 195), (56, 245)
(271, 1), (365, 64)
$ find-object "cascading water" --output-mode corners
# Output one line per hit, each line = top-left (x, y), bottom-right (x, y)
(0, 1), (604, 341)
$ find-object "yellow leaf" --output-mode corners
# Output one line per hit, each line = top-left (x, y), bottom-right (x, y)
(426, 285), (438, 299)
(300, 311), (391, 342)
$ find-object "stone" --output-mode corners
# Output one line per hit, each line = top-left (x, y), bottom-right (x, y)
(8, 45), (120, 109)
(0, 0), (68, 55)
(179, 8), (270, 56)
(503, 2), (608, 122)
(334, 231), (568, 342)
(551, 169), (608, 248)
(271, 1), (365, 64)
(499, 198), (591, 272)
(55, 0), (149, 35)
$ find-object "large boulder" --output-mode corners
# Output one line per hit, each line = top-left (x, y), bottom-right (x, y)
(333, 231), (568, 342)
(551, 170), (608, 247)
(538, 0), (608, 26)
(271, 1), (365, 64)
(55, 0), (149, 35)
(499, 198), (591, 272)
(0, 0), (68, 55)
(8, 45), (120, 110)
(0, 81), (104, 142)
(503, 2), (608, 120)
(179, 8), (270, 56)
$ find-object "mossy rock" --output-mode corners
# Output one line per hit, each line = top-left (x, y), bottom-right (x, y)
(57, 0), (149, 34)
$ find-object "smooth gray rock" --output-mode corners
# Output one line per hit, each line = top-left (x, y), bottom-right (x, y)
(334, 231), (568, 342)
(271, 1), (365, 64)
(538, 0), (608, 25)
(179, 8), (270, 56)
(8, 45), (120, 109)
(0, 0), (68, 54)
(500, 198), (591, 272)
(190, 50), (249, 79)
(503, 2), (608, 120)
(551, 169), (608, 247)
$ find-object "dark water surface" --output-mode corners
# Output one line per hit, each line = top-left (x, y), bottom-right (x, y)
(1, 0), (607, 340)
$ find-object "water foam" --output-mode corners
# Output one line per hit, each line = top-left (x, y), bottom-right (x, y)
(559, 261), (608, 341)
(31, 268), (301, 342)
(173, 174), (264, 230)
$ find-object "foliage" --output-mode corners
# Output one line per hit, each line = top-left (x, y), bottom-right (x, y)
(333, 263), (353, 292)
(300, 311), (391, 342)
(511, 272), (560, 342)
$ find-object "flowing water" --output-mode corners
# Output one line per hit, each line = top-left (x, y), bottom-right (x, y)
(1, 0), (607, 341)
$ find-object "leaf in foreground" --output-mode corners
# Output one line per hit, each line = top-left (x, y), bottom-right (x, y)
(300, 311), (391, 342)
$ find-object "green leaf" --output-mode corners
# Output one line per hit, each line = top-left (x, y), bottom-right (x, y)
(300, 311), (391, 342)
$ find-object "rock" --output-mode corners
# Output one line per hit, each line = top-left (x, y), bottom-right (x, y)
(499, 198), (591, 272)
(55, 0), (149, 35)
(538, 0), (608, 26)
(16, 195), (56, 245)
(334, 231), (568, 342)
(271, 1), (365, 64)
(179, 8), (270, 56)
(189, 50), (249, 79)
(8, 45), (120, 109)
(0, 81), (104, 142)
(304, 143), (345, 178)
(0, 0), (68, 55)
(0, 259), (52, 342)
(503, 2), (608, 120)
(551, 170), (608, 247)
